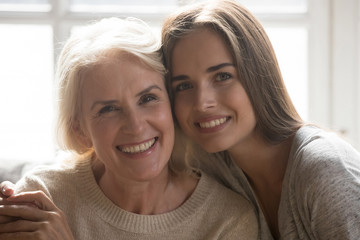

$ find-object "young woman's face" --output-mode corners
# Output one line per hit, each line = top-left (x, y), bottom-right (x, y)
(170, 28), (256, 153)
(80, 54), (174, 182)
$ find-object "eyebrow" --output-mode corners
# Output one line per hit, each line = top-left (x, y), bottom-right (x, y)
(90, 85), (162, 110)
(136, 85), (162, 97)
(206, 63), (234, 72)
(91, 100), (118, 111)
(171, 62), (235, 82)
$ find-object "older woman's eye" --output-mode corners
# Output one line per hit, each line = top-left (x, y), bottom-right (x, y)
(139, 94), (157, 105)
(98, 105), (116, 115)
(215, 72), (231, 82)
(173, 82), (193, 92)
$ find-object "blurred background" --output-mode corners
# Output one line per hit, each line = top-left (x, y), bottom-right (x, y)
(0, 0), (359, 165)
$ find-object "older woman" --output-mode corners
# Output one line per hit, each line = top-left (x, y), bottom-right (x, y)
(0, 17), (258, 239)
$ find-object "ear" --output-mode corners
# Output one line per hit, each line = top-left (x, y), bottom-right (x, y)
(72, 120), (93, 148)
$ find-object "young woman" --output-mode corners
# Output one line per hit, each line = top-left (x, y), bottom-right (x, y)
(0, 17), (258, 239)
(161, 0), (360, 239)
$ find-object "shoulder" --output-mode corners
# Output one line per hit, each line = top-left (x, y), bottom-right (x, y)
(15, 160), (79, 198)
(289, 125), (360, 184)
(287, 126), (360, 193)
(282, 126), (360, 237)
(293, 125), (359, 158)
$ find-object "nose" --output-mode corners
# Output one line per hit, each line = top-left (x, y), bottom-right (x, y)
(193, 85), (217, 112)
(120, 109), (145, 135)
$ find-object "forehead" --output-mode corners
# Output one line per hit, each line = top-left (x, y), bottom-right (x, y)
(89, 53), (163, 84)
(171, 28), (233, 73)
(80, 54), (165, 100)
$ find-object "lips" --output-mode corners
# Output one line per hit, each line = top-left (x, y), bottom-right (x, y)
(197, 117), (229, 129)
(116, 137), (158, 154)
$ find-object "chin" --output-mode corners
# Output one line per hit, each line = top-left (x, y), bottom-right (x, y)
(199, 142), (228, 153)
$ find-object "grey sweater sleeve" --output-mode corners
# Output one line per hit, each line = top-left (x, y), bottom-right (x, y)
(292, 132), (360, 239)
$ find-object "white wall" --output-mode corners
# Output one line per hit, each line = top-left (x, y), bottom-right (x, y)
(309, 0), (360, 149)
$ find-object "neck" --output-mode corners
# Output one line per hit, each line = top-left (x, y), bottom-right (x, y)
(228, 132), (292, 187)
(92, 161), (197, 215)
(228, 132), (294, 239)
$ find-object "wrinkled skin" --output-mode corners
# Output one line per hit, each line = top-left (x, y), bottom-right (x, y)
(0, 182), (74, 240)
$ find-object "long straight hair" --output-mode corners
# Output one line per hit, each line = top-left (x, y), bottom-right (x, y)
(162, 0), (303, 144)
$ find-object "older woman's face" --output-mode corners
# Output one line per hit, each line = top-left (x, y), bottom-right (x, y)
(80, 54), (174, 182)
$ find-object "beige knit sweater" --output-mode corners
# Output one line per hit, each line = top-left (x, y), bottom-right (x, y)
(15, 157), (259, 239)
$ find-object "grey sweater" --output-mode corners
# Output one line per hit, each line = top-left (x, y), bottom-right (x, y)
(195, 125), (360, 239)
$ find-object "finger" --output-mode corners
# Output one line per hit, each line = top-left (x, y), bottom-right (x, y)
(0, 215), (19, 224)
(0, 197), (11, 205)
(0, 219), (66, 240)
(0, 219), (44, 233)
(0, 231), (43, 240)
(0, 209), (74, 240)
(0, 197), (39, 209)
(0, 231), (47, 240)
(8, 191), (56, 211)
(0, 205), (46, 222)
(0, 181), (15, 198)
(0, 197), (38, 224)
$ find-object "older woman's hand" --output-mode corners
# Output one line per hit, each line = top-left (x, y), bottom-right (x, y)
(0, 190), (74, 240)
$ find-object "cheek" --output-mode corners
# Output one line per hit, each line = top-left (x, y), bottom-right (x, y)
(229, 89), (256, 125)
(88, 118), (119, 144)
(151, 105), (175, 147)
(156, 106), (175, 132)
(174, 97), (189, 124)
(226, 84), (251, 108)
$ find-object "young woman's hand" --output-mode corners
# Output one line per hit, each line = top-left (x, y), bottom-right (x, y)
(0, 181), (15, 198)
(0, 181), (17, 224)
(0, 190), (74, 240)
(0, 198), (18, 224)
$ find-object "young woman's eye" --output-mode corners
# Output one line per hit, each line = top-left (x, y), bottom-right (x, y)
(173, 82), (193, 92)
(215, 72), (232, 82)
(139, 94), (157, 104)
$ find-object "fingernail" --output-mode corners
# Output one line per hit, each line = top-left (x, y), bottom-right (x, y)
(1, 186), (14, 195)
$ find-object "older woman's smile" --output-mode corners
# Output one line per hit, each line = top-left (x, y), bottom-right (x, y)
(116, 137), (157, 154)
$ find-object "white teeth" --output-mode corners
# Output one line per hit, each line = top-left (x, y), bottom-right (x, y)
(120, 138), (156, 153)
(199, 117), (227, 129)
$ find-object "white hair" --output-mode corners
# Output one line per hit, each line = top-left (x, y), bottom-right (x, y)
(55, 17), (164, 155)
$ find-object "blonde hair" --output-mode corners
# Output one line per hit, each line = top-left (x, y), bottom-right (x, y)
(56, 17), (164, 156)
(162, 0), (303, 144)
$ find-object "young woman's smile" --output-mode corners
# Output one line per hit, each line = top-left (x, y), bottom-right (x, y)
(171, 28), (256, 153)
(195, 116), (231, 133)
